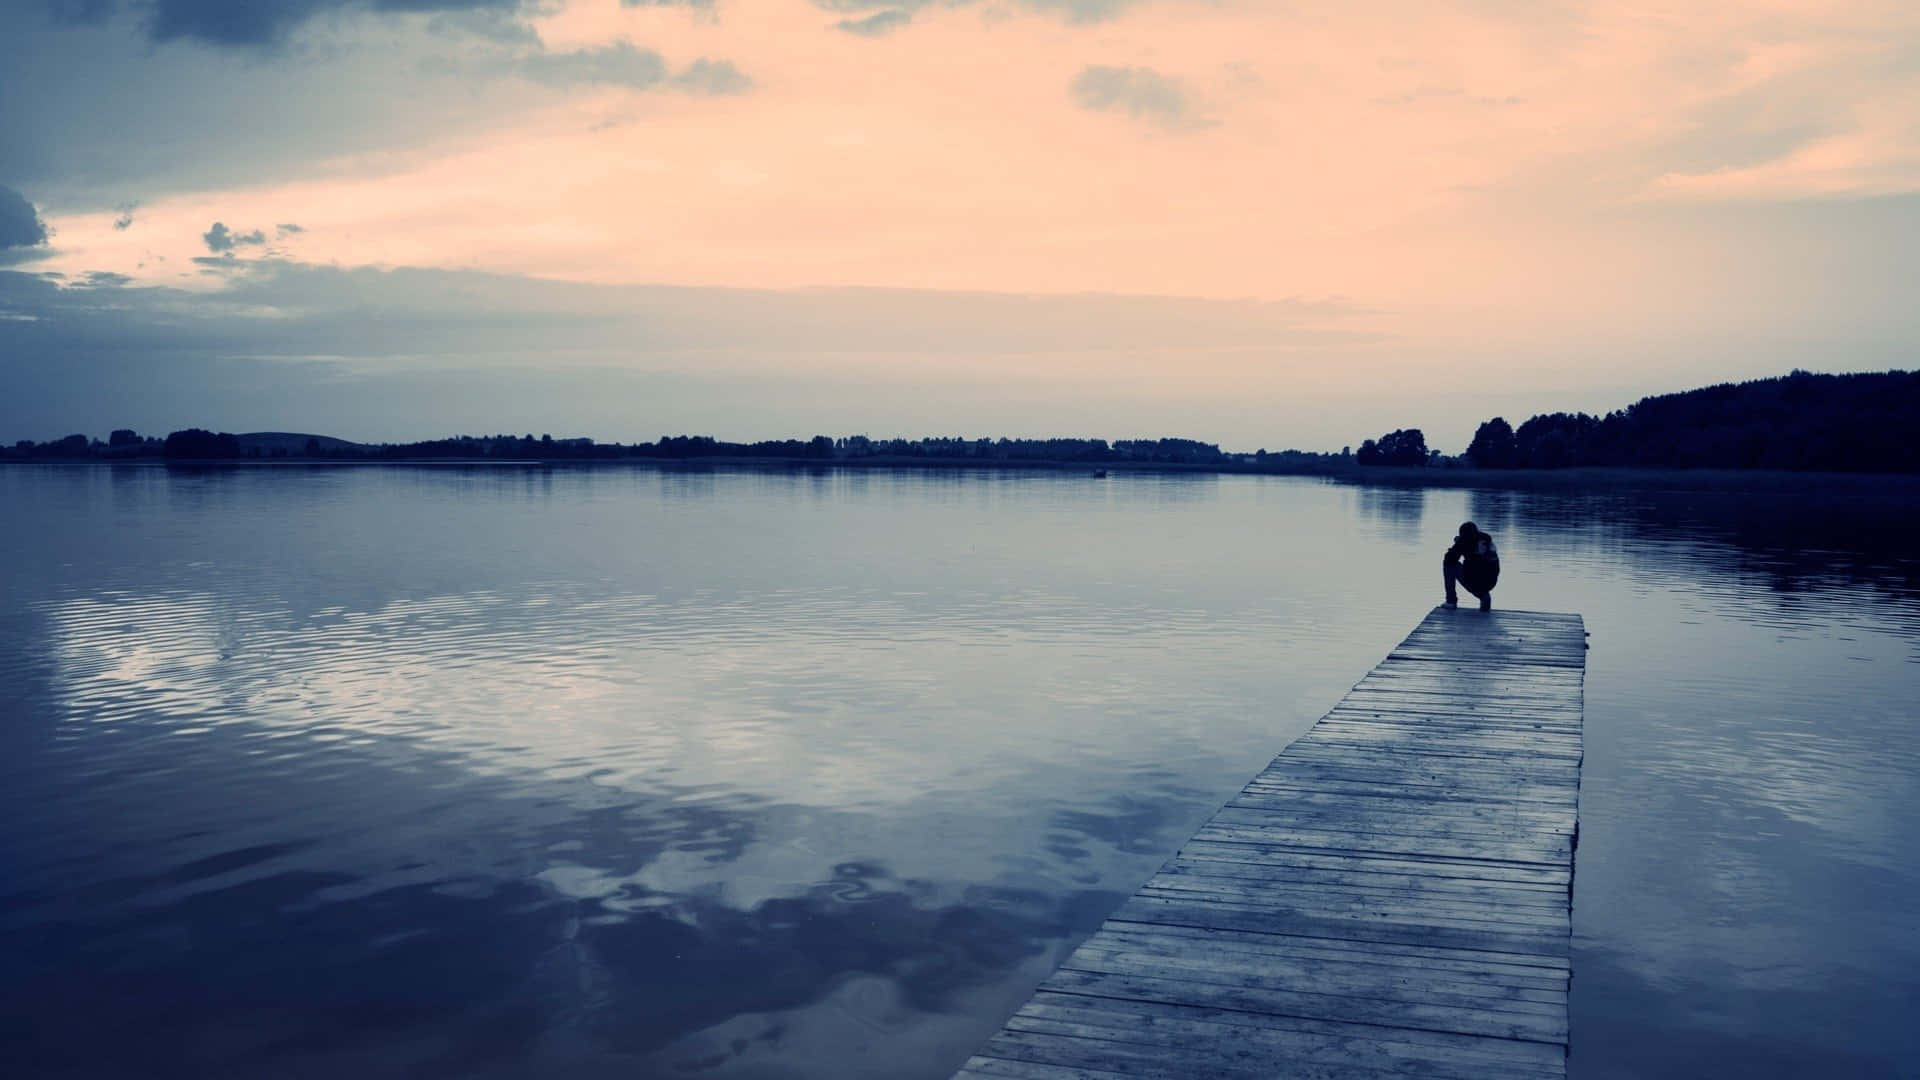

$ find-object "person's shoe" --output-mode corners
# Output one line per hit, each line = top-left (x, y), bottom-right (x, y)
(1480, 596), (1492, 612)
(1444, 597), (1458, 609)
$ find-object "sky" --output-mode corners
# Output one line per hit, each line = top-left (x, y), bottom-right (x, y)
(2, 0), (1917, 452)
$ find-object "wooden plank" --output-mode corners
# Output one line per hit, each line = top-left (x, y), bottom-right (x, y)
(1173, 842), (1572, 887)
(1088, 926), (1571, 985)
(1160, 858), (1570, 900)
(1110, 895), (1572, 957)
(953, 608), (1584, 1078)
(1012, 997), (1565, 1073)
(1145, 871), (1572, 918)
(1062, 942), (1571, 1002)
(1088, 922), (1571, 974)
(1034, 969), (1568, 1042)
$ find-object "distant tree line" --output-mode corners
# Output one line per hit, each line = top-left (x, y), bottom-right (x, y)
(1459, 370), (1920, 472)
(2, 429), (1267, 466)
(11, 370), (1909, 473)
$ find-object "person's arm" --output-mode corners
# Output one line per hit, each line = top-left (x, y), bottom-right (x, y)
(1442, 538), (1464, 567)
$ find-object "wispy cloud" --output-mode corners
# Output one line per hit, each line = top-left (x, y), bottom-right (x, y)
(1070, 65), (1205, 130)
(836, 10), (912, 37)
(519, 42), (668, 88)
(674, 57), (754, 95)
(814, 0), (1148, 28)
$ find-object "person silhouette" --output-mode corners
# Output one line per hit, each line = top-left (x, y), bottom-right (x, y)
(1443, 522), (1500, 611)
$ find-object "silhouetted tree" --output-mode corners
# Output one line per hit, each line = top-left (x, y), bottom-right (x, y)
(1357, 428), (1428, 466)
(1465, 417), (1516, 468)
(109, 429), (140, 447)
(1512, 413), (1599, 468)
(163, 428), (242, 460)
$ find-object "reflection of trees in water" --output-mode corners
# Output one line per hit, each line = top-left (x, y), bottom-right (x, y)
(1465, 489), (1515, 536)
(1353, 484), (1426, 540)
(1474, 483), (1920, 614)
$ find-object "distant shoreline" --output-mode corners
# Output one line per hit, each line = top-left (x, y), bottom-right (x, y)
(11, 457), (1919, 493)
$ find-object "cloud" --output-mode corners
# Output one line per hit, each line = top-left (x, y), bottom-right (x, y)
(276, 223), (305, 236)
(814, 0), (1145, 27)
(1, 185), (49, 248)
(836, 10), (911, 36)
(517, 44), (751, 94)
(0, 258), (1369, 364)
(0, 4), (571, 204)
(0, 256), (1392, 448)
(519, 42), (668, 88)
(50, 0), (538, 49)
(1070, 65), (1204, 129)
(1019, 0), (1144, 23)
(0, 185), (52, 265)
(81, 269), (132, 287)
(203, 222), (266, 253)
(673, 57), (753, 95)
(113, 203), (138, 230)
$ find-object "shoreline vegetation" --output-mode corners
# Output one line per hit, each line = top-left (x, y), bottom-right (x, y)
(8, 369), (1917, 480)
(10, 456), (1919, 496)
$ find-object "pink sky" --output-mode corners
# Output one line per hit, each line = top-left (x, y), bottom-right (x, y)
(4, 0), (1918, 446)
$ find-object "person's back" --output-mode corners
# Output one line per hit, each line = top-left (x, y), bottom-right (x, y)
(1443, 521), (1499, 610)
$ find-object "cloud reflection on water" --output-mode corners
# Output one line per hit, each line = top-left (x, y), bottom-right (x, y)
(2, 465), (1918, 1078)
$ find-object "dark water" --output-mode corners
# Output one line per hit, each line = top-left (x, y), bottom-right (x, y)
(1, 465), (1915, 1079)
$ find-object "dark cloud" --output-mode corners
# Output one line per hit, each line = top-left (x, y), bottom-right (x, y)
(51, 0), (537, 48)
(113, 203), (137, 230)
(673, 57), (752, 95)
(44, 0), (115, 22)
(81, 269), (132, 287)
(0, 7), (756, 206)
(1070, 64), (1204, 129)
(836, 9), (911, 36)
(520, 42), (667, 88)
(422, 5), (538, 45)
(0, 4), (561, 204)
(203, 221), (266, 253)
(276, 222), (304, 235)
(0, 185), (51, 265)
(621, 0), (717, 8)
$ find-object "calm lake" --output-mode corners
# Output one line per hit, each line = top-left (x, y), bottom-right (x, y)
(2, 464), (1916, 1078)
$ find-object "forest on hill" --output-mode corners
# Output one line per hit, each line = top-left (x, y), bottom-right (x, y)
(1457, 370), (1919, 473)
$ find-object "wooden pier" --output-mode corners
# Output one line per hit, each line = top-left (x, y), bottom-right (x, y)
(956, 608), (1587, 1079)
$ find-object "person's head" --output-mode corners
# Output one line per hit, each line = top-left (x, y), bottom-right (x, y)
(1458, 521), (1480, 538)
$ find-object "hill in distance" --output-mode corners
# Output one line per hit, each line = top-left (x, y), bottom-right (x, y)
(236, 433), (366, 454)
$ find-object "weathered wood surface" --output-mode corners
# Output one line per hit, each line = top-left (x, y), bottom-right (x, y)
(955, 608), (1587, 1079)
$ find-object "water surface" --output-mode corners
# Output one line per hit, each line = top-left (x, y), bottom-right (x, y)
(1, 465), (1915, 1078)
